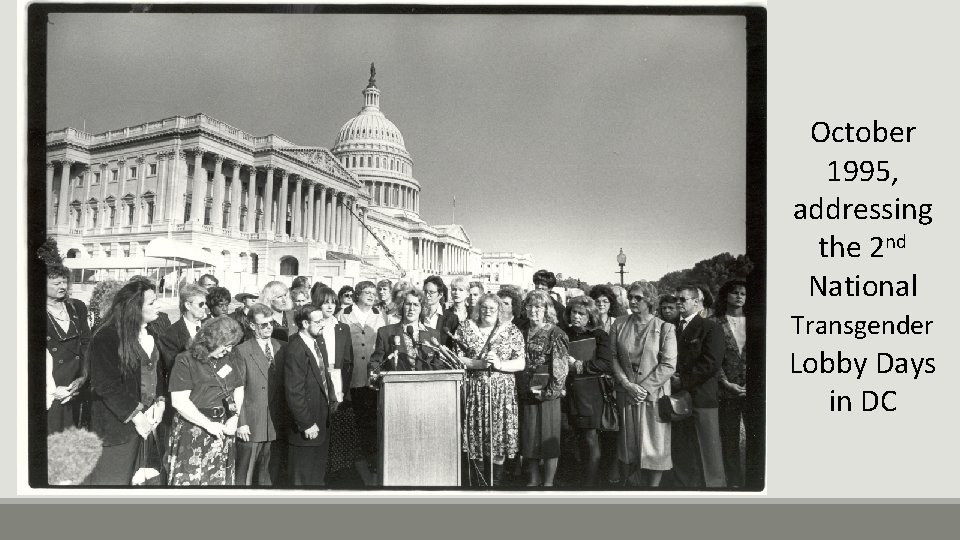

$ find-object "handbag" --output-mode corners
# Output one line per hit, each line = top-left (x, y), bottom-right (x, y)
(658, 390), (693, 422)
(598, 375), (619, 432)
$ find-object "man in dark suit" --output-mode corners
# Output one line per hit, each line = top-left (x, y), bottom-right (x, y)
(157, 283), (208, 373)
(262, 281), (297, 342)
(234, 303), (287, 486)
(369, 288), (446, 374)
(670, 285), (727, 488)
(421, 275), (460, 347)
(282, 305), (338, 486)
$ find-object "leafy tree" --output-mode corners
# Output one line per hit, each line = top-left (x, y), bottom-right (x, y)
(37, 237), (63, 266)
(655, 252), (753, 299)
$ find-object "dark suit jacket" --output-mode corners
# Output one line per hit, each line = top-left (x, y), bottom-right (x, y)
(270, 309), (298, 342)
(423, 308), (460, 347)
(235, 337), (286, 442)
(158, 318), (193, 374)
(88, 326), (166, 446)
(675, 314), (725, 408)
(282, 333), (338, 447)
(369, 323), (446, 373)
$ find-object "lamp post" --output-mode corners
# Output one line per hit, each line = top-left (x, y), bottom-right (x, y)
(616, 248), (627, 287)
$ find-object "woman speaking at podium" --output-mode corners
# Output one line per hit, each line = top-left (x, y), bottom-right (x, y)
(455, 293), (525, 486)
(368, 288), (444, 374)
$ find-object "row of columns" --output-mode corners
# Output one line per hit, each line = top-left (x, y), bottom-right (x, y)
(408, 238), (471, 274)
(371, 180), (419, 213)
(47, 150), (367, 254)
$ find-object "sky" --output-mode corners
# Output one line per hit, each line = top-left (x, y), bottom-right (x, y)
(45, 11), (747, 285)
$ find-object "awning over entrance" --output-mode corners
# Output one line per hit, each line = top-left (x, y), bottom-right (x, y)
(144, 237), (220, 267)
(62, 256), (194, 270)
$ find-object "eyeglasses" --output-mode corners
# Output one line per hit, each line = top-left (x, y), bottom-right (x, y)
(424, 290), (440, 296)
(627, 295), (644, 301)
(255, 321), (275, 329)
(678, 296), (697, 303)
(342, 293), (353, 298)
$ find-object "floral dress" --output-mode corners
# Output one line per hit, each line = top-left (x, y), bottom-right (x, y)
(517, 324), (569, 459)
(166, 351), (243, 486)
(455, 320), (524, 464)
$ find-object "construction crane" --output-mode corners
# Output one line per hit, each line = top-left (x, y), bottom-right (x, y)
(347, 202), (406, 278)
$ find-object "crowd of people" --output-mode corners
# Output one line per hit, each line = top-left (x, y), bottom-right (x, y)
(45, 264), (752, 489)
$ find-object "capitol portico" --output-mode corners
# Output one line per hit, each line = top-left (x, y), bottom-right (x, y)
(44, 65), (533, 293)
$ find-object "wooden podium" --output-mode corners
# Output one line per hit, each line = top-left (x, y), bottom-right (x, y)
(378, 370), (464, 486)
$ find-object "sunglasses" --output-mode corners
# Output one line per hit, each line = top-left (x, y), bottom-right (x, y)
(254, 321), (275, 329)
(195, 301), (207, 307)
(627, 295), (644, 301)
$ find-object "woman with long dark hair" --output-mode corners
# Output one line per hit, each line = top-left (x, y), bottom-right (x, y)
(85, 279), (164, 485)
(167, 316), (245, 485)
(713, 278), (748, 488)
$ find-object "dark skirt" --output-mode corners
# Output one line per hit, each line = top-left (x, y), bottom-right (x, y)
(166, 413), (236, 486)
(518, 397), (562, 459)
(47, 400), (78, 434)
(327, 403), (362, 474)
(565, 375), (606, 430)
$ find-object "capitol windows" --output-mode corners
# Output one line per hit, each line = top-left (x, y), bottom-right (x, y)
(70, 201), (81, 229)
(148, 163), (158, 176)
(110, 169), (118, 182)
(128, 166), (138, 179)
(122, 194), (135, 226)
(92, 172), (100, 185)
(143, 193), (155, 224)
(87, 201), (98, 229)
(105, 197), (117, 227)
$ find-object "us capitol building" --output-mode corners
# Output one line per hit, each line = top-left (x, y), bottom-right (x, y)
(44, 65), (534, 293)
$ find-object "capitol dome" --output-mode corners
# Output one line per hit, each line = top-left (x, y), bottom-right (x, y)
(331, 64), (411, 160)
(331, 64), (420, 216)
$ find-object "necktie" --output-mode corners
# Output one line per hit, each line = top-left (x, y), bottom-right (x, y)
(313, 339), (329, 396)
(264, 341), (273, 366)
(678, 319), (686, 335)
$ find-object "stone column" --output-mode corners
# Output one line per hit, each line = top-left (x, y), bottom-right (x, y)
(330, 193), (340, 250)
(305, 180), (315, 241)
(133, 155), (146, 227)
(56, 160), (73, 226)
(277, 170), (289, 236)
(81, 166), (92, 230)
(46, 162), (55, 223)
(245, 165), (257, 232)
(98, 164), (109, 231)
(335, 195), (344, 247)
(155, 153), (167, 223)
(230, 161), (242, 230)
(210, 154), (225, 228)
(263, 167), (274, 234)
(317, 186), (327, 243)
(190, 149), (205, 223)
(291, 175), (303, 238)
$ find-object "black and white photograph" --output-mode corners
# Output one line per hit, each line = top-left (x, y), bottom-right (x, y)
(29, 4), (765, 491)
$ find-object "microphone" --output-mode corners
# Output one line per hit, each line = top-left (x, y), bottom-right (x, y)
(390, 335), (401, 370)
(444, 329), (469, 353)
(405, 324), (418, 345)
(47, 427), (102, 485)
